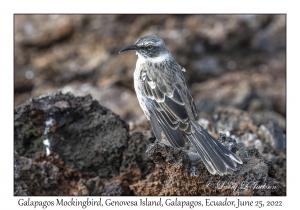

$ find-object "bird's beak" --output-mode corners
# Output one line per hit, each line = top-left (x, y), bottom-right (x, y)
(119, 45), (138, 53)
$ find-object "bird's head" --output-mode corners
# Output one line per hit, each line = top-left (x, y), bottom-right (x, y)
(119, 35), (169, 60)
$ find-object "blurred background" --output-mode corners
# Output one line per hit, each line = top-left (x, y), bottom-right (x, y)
(14, 14), (286, 133)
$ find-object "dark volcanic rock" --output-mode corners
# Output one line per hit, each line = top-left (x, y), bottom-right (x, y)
(77, 177), (105, 196)
(14, 151), (59, 196)
(14, 151), (81, 196)
(130, 138), (285, 196)
(14, 92), (285, 196)
(130, 106), (286, 196)
(101, 183), (124, 196)
(14, 92), (128, 178)
(14, 92), (154, 196)
(120, 132), (155, 176)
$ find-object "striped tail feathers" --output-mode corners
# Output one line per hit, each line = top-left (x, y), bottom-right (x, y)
(187, 120), (242, 175)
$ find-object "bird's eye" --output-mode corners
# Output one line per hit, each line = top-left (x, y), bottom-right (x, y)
(147, 45), (153, 50)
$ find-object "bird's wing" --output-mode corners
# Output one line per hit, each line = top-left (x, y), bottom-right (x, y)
(176, 69), (198, 118)
(141, 61), (194, 148)
(140, 61), (242, 175)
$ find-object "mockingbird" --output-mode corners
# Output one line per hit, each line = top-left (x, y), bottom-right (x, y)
(120, 35), (242, 175)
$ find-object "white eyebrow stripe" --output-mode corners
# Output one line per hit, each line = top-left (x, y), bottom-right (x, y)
(137, 39), (163, 47)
